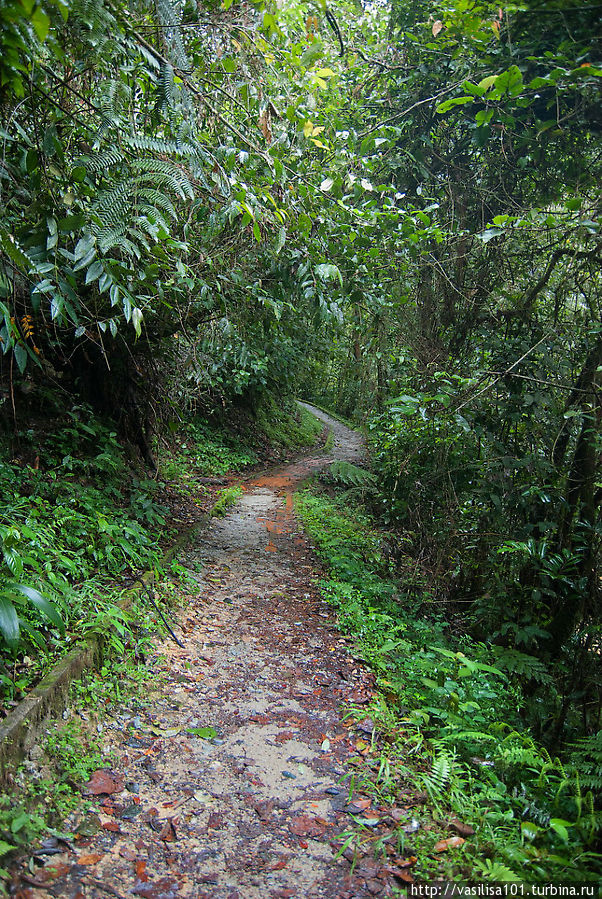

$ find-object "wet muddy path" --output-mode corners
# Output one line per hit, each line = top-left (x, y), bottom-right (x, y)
(16, 406), (398, 899)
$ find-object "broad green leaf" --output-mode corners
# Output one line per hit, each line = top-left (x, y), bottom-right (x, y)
(0, 597), (20, 646)
(131, 307), (143, 337)
(31, 7), (50, 41)
(13, 343), (27, 374)
(301, 42), (323, 68)
(436, 96), (473, 114)
(186, 726), (217, 739)
(7, 583), (64, 632)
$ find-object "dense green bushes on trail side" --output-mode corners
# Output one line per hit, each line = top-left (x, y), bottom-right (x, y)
(295, 486), (602, 883)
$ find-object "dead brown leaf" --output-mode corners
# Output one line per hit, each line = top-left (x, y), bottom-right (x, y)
(449, 818), (475, 837)
(158, 818), (178, 843)
(289, 815), (327, 838)
(86, 769), (124, 796)
(433, 836), (465, 852)
(77, 853), (103, 866)
(132, 877), (179, 898)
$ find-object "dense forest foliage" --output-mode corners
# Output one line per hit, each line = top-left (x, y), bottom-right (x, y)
(1, 0), (602, 882)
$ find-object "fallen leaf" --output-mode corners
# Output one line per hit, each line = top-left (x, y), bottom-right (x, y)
(149, 726), (182, 738)
(132, 877), (179, 898)
(38, 862), (70, 880)
(434, 836), (465, 852)
(86, 770), (124, 796)
(119, 847), (137, 861)
(77, 853), (103, 866)
(449, 818), (475, 837)
(289, 815), (326, 838)
(207, 812), (223, 829)
(274, 731), (295, 744)
(186, 726), (217, 739)
(270, 858), (289, 871)
(159, 819), (178, 843)
(321, 739), (331, 751)
(349, 798), (372, 811)
(253, 800), (274, 822)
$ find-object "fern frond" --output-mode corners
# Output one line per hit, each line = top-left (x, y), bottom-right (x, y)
(570, 730), (602, 793)
(137, 188), (177, 220)
(80, 150), (126, 175)
(155, 0), (190, 71)
(328, 461), (376, 488)
(131, 157), (194, 199)
(96, 78), (132, 141)
(422, 750), (453, 801)
(492, 647), (553, 685)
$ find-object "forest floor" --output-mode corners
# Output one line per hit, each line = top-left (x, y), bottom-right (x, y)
(9, 407), (417, 899)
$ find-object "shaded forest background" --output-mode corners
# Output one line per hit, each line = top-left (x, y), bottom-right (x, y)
(1, 0), (602, 881)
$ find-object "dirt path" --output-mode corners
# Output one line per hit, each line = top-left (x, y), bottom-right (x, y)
(15, 407), (400, 899)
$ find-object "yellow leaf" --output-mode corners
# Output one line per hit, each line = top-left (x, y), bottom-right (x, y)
(303, 119), (314, 137)
(315, 68), (335, 78)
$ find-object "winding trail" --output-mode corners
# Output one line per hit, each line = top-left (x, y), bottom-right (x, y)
(18, 406), (393, 899)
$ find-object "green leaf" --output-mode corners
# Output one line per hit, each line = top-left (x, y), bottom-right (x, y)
(31, 7), (50, 41)
(274, 227), (286, 255)
(13, 343), (27, 374)
(252, 221), (261, 242)
(0, 840), (17, 856)
(0, 597), (20, 646)
(131, 307), (143, 338)
(301, 41), (323, 68)
(7, 583), (64, 632)
(85, 261), (104, 285)
(186, 726), (217, 739)
(436, 96), (473, 114)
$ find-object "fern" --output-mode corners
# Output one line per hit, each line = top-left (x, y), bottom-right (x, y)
(422, 750), (453, 800)
(492, 647), (553, 685)
(96, 79), (132, 142)
(328, 461), (376, 488)
(155, 0), (190, 71)
(131, 157), (194, 199)
(570, 730), (602, 792)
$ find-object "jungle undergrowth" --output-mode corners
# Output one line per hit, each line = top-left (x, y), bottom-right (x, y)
(294, 486), (602, 885)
